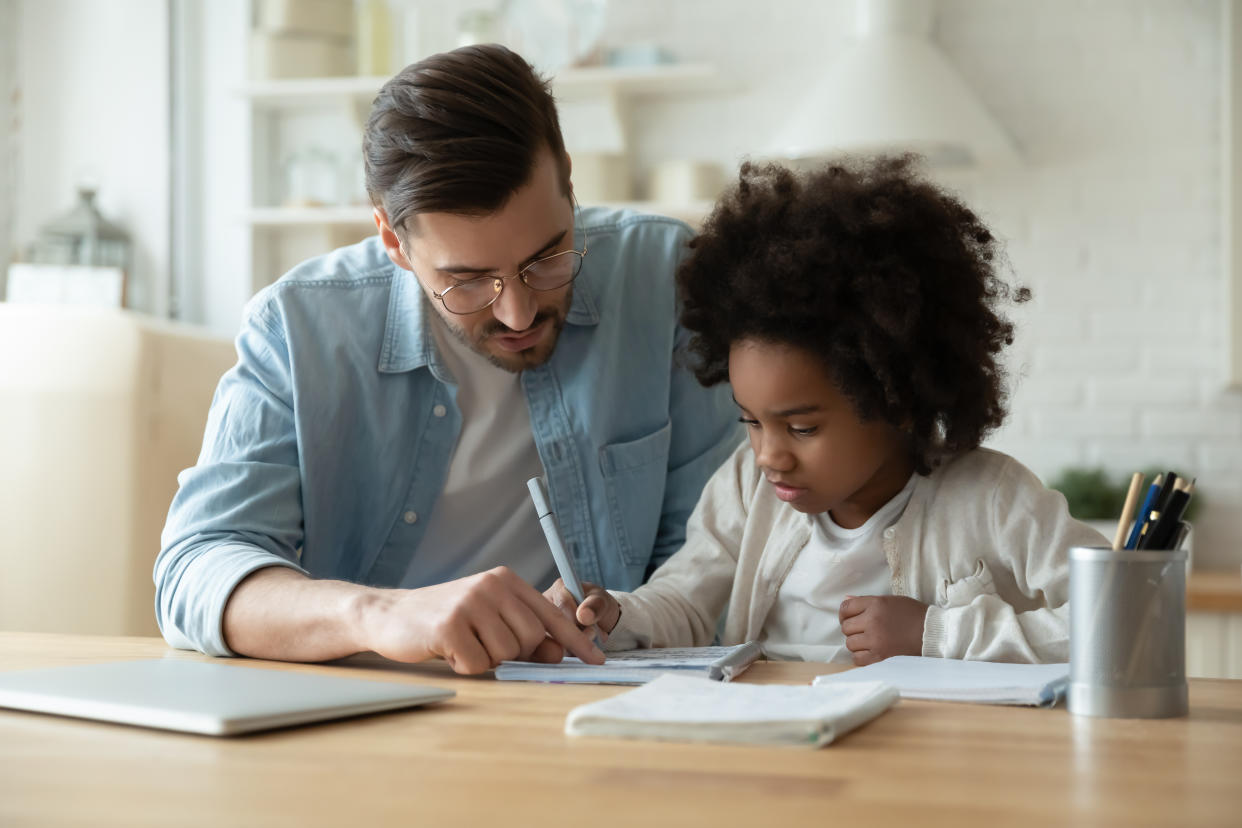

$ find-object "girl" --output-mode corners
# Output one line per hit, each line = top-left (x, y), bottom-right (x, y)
(551, 157), (1105, 664)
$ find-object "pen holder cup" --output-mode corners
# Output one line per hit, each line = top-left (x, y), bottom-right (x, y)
(1068, 546), (1188, 718)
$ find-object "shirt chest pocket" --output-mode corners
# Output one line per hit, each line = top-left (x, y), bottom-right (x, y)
(599, 421), (672, 567)
(937, 558), (999, 607)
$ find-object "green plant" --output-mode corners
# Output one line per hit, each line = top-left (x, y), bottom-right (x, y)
(1049, 467), (1126, 521)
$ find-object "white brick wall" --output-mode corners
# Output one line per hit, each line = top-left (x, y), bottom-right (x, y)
(591, 0), (1240, 567)
(0, 0), (15, 293)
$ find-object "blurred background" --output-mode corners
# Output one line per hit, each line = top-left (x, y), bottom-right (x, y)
(1, 0), (1239, 674)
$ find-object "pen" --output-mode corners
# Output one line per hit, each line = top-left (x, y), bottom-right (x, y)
(1125, 474), (1163, 550)
(1144, 479), (1194, 550)
(526, 476), (586, 603)
(1136, 470), (1178, 549)
(1152, 470), (1178, 515)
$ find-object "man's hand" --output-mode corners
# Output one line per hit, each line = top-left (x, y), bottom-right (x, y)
(543, 578), (621, 639)
(360, 567), (605, 674)
(838, 595), (929, 666)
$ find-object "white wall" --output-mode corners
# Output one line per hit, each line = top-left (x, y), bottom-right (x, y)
(186, 0), (252, 331)
(0, 0), (16, 289)
(13, 0), (170, 316)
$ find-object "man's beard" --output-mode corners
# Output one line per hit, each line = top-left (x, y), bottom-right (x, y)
(442, 289), (571, 373)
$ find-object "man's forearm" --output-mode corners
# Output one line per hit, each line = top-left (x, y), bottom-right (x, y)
(222, 566), (383, 662)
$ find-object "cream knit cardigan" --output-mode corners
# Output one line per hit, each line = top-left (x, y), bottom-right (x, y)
(609, 441), (1107, 663)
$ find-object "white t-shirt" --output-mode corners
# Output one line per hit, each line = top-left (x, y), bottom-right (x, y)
(400, 315), (556, 590)
(760, 474), (917, 663)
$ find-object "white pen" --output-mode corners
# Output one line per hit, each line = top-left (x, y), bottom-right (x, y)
(526, 476), (585, 603)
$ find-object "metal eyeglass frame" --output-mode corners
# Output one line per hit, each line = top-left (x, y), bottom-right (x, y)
(431, 201), (587, 316)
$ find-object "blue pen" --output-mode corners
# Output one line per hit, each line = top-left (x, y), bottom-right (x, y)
(1125, 475), (1162, 550)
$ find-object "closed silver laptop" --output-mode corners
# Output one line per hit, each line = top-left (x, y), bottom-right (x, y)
(0, 659), (454, 736)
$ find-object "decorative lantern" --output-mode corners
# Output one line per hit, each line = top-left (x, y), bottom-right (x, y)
(30, 187), (131, 272)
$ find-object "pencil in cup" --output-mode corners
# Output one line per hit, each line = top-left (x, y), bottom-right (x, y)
(1112, 472), (1146, 551)
(1089, 471), (1146, 643)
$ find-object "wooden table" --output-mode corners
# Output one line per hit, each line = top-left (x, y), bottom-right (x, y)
(1188, 569), (1242, 613)
(1, 633), (1239, 827)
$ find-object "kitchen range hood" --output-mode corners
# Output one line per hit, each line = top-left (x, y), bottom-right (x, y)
(769, 0), (1019, 167)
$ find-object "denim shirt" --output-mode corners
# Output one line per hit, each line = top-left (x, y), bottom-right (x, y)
(155, 208), (742, 656)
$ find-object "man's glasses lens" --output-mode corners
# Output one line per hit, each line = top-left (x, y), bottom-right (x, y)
(441, 248), (585, 314)
(523, 250), (582, 290)
(442, 279), (502, 315)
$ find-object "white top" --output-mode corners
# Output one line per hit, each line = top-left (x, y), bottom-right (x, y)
(608, 443), (1109, 663)
(402, 316), (555, 590)
(761, 474), (916, 663)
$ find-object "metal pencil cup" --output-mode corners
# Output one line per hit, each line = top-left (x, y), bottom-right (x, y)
(1068, 546), (1188, 718)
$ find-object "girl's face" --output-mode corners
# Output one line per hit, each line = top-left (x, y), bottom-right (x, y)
(729, 338), (915, 529)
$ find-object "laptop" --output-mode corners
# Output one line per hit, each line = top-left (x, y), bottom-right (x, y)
(0, 658), (454, 736)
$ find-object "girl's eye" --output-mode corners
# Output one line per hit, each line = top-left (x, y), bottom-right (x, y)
(737, 416), (760, 428)
(790, 426), (818, 437)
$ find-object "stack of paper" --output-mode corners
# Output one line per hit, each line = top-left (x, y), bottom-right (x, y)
(812, 656), (1069, 707)
(564, 674), (899, 747)
(496, 642), (762, 685)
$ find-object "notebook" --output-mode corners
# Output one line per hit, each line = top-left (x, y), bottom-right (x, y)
(495, 642), (763, 685)
(812, 656), (1069, 707)
(0, 659), (455, 736)
(565, 673), (899, 747)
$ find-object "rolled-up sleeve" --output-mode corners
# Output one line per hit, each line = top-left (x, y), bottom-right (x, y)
(154, 301), (308, 656)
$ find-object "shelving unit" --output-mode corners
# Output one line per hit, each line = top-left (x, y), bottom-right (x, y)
(240, 62), (721, 106)
(244, 200), (716, 229)
(241, 62), (728, 291)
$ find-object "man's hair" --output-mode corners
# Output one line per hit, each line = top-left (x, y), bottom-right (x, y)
(677, 156), (1030, 474)
(363, 44), (570, 231)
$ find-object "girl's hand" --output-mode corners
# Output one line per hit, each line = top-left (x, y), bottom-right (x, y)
(543, 579), (622, 639)
(838, 595), (929, 666)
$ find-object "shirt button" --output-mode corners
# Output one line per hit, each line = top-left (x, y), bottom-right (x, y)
(883, 527), (895, 538)
(432, 404), (447, 418)
(403, 511), (418, 524)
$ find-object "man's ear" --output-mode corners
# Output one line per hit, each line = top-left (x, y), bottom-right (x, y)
(374, 207), (413, 271)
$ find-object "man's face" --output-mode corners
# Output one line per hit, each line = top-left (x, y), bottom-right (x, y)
(381, 151), (576, 373)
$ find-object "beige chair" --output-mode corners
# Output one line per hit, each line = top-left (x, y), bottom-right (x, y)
(0, 304), (236, 635)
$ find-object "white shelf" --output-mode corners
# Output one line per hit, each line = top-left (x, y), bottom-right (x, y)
(244, 201), (715, 228)
(241, 76), (389, 106)
(246, 206), (374, 226)
(239, 63), (723, 107)
(553, 63), (723, 99)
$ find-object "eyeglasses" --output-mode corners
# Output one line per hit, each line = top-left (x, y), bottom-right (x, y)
(431, 212), (588, 316)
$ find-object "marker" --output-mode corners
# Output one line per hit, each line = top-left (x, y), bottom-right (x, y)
(526, 476), (585, 603)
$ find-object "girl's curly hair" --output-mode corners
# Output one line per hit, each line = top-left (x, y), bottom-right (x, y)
(678, 156), (1029, 474)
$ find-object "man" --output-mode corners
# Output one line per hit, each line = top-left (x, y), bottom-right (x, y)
(155, 45), (739, 674)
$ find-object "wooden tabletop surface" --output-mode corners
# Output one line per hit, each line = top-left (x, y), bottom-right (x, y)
(0, 633), (1239, 827)
(1188, 569), (1242, 613)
